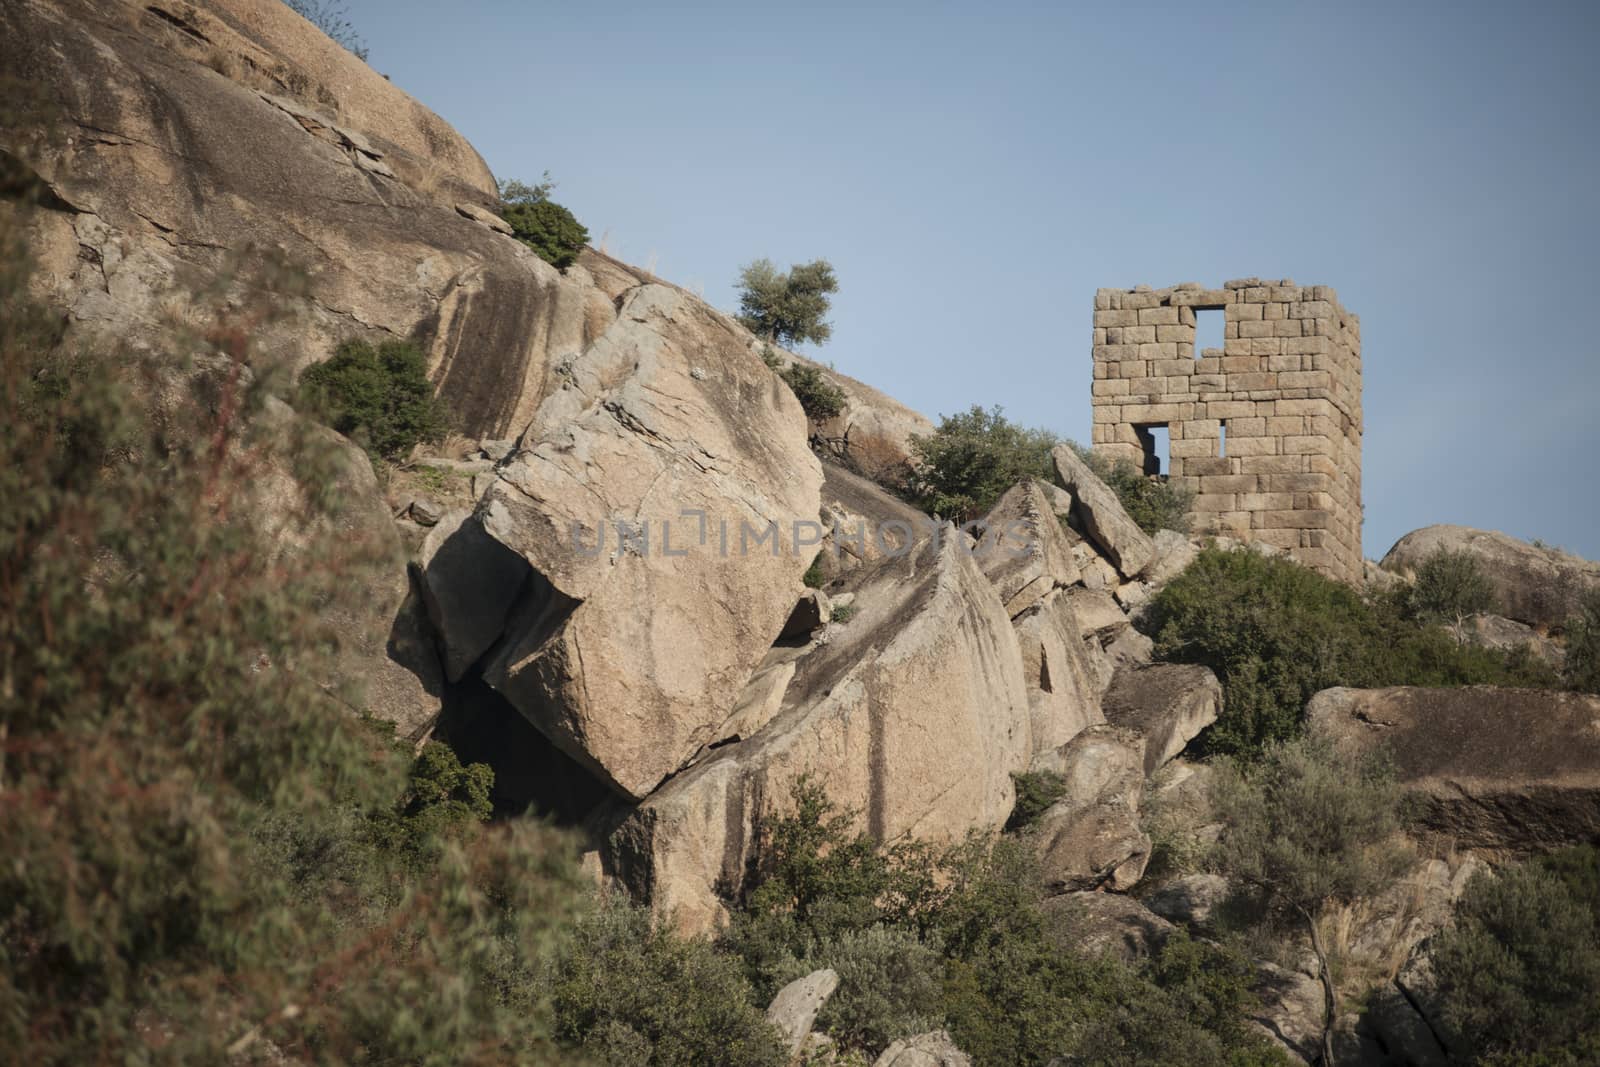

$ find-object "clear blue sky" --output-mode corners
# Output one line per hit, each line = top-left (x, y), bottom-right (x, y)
(349, 0), (1599, 561)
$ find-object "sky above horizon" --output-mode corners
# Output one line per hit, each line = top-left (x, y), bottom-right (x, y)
(348, 0), (1599, 560)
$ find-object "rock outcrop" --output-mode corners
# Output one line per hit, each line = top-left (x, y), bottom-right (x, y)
(1380, 525), (1600, 632)
(1308, 686), (1600, 849)
(0, 0), (610, 442)
(477, 284), (825, 800)
(977, 482), (1103, 755)
(606, 533), (1033, 932)
(874, 1031), (971, 1067)
(1042, 891), (1175, 963)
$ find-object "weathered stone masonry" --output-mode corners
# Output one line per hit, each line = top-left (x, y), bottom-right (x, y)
(1090, 279), (1362, 582)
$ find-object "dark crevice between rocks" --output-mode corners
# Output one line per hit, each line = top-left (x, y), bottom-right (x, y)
(430, 564), (611, 827)
(435, 668), (612, 827)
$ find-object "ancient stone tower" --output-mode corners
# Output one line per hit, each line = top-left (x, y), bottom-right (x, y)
(1090, 279), (1362, 582)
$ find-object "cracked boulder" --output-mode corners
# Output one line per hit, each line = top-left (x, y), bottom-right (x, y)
(478, 284), (824, 800)
(1101, 663), (1221, 776)
(1028, 726), (1150, 893)
(605, 533), (1033, 933)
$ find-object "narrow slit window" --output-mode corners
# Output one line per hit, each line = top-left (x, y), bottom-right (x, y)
(1135, 424), (1171, 477)
(1194, 307), (1224, 358)
(1219, 421), (1228, 457)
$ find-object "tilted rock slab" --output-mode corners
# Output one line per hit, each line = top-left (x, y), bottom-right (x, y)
(1308, 685), (1600, 849)
(1380, 524), (1600, 632)
(1050, 445), (1155, 578)
(606, 534), (1033, 933)
(476, 285), (824, 800)
(1101, 663), (1221, 777)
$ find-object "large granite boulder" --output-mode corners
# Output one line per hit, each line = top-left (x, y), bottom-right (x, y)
(478, 284), (824, 800)
(874, 1031), (971, 1067)
(765, 969), (839, 1060)
(780, 351), (934, 483)
(1308, 686), (1600, 849)
(1051, 445), (1155, 578)
(605, 534), (1033, 933)
(1380, 525), (1600, 632)
(1101, 663), (1222, 776)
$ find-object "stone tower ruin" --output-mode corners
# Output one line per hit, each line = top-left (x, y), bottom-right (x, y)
(1090, 279), (1362, 582)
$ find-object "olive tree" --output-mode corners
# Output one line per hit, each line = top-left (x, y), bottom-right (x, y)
(736, 258), (838, 348)
(1409, 548), (1495, 642)
(1212, 734), (1413, 1065)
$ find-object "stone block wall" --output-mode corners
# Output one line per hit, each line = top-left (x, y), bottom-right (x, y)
(1090, 278), (1362, 582)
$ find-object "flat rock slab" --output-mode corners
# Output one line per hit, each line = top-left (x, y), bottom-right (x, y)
(1308, 685), (1600, 849)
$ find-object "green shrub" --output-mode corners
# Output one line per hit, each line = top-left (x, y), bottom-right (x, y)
(831, 601), (859, 623)
(1079, 449), (1195, 535)
(737, 259), (838, 348)
(723, 779), (1291, 1066)
(548, 898), (785, 1067)
(1431, 845), (1600, 1063)
(298, 337), (450, 460)
(1564, 589), (1600, 694)
(365, 738), (494, 871)
(1408, 548), (1496, 634)
(902, 405), (1059, 521)
(0, 217), (589, 1063)
(1212, 734), (1413, 1064)
(802, 552), (826, 589)
(778, 360), (847, 420)
(1143, 548), (1562, 758)
(1005, 770), (1067, 830)
(501, 198), (590, 269)
(804, 926), (944, 1055)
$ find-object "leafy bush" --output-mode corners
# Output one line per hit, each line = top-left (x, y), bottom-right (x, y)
(1431, 845), (1600, 1063)
(548, 898), (785, 1067)
(902, 405), (1060, 520)
(801, 926), (944, 1054)
(831, 601), (859, 623)
(502, 199), (589, 269)
(298, 337), (450, 460)
(1080, 449), (1195, 535)
(1212, 734), (1413, 1064)
(1564, 589), (1600, 695)
(1407, 548), (1496, 634)
(778, 360), (847, 420)
(1142, 548), (1562, 757)
(737, 258), (838, 348)
(722, 778), (1291, 1065)
(0, 217), (590, 1063)
(1006, 770), (1067, 830)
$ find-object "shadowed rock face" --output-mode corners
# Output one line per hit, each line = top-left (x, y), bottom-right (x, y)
(1308, 685), (1600, 849)
(605, 534), (1033, 933)
(478, 284), (825, 801)
(0, 0), (611, 441)
(1380, 524), (1600, 632)
(1101, 663), (1221, 776)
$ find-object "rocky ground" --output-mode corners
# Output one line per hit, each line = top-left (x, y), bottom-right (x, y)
(3, 3), (1596, 1064)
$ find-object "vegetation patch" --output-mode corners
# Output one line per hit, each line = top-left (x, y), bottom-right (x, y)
(1142, 547), (1562, 758)
(298, 337), (450, 461)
